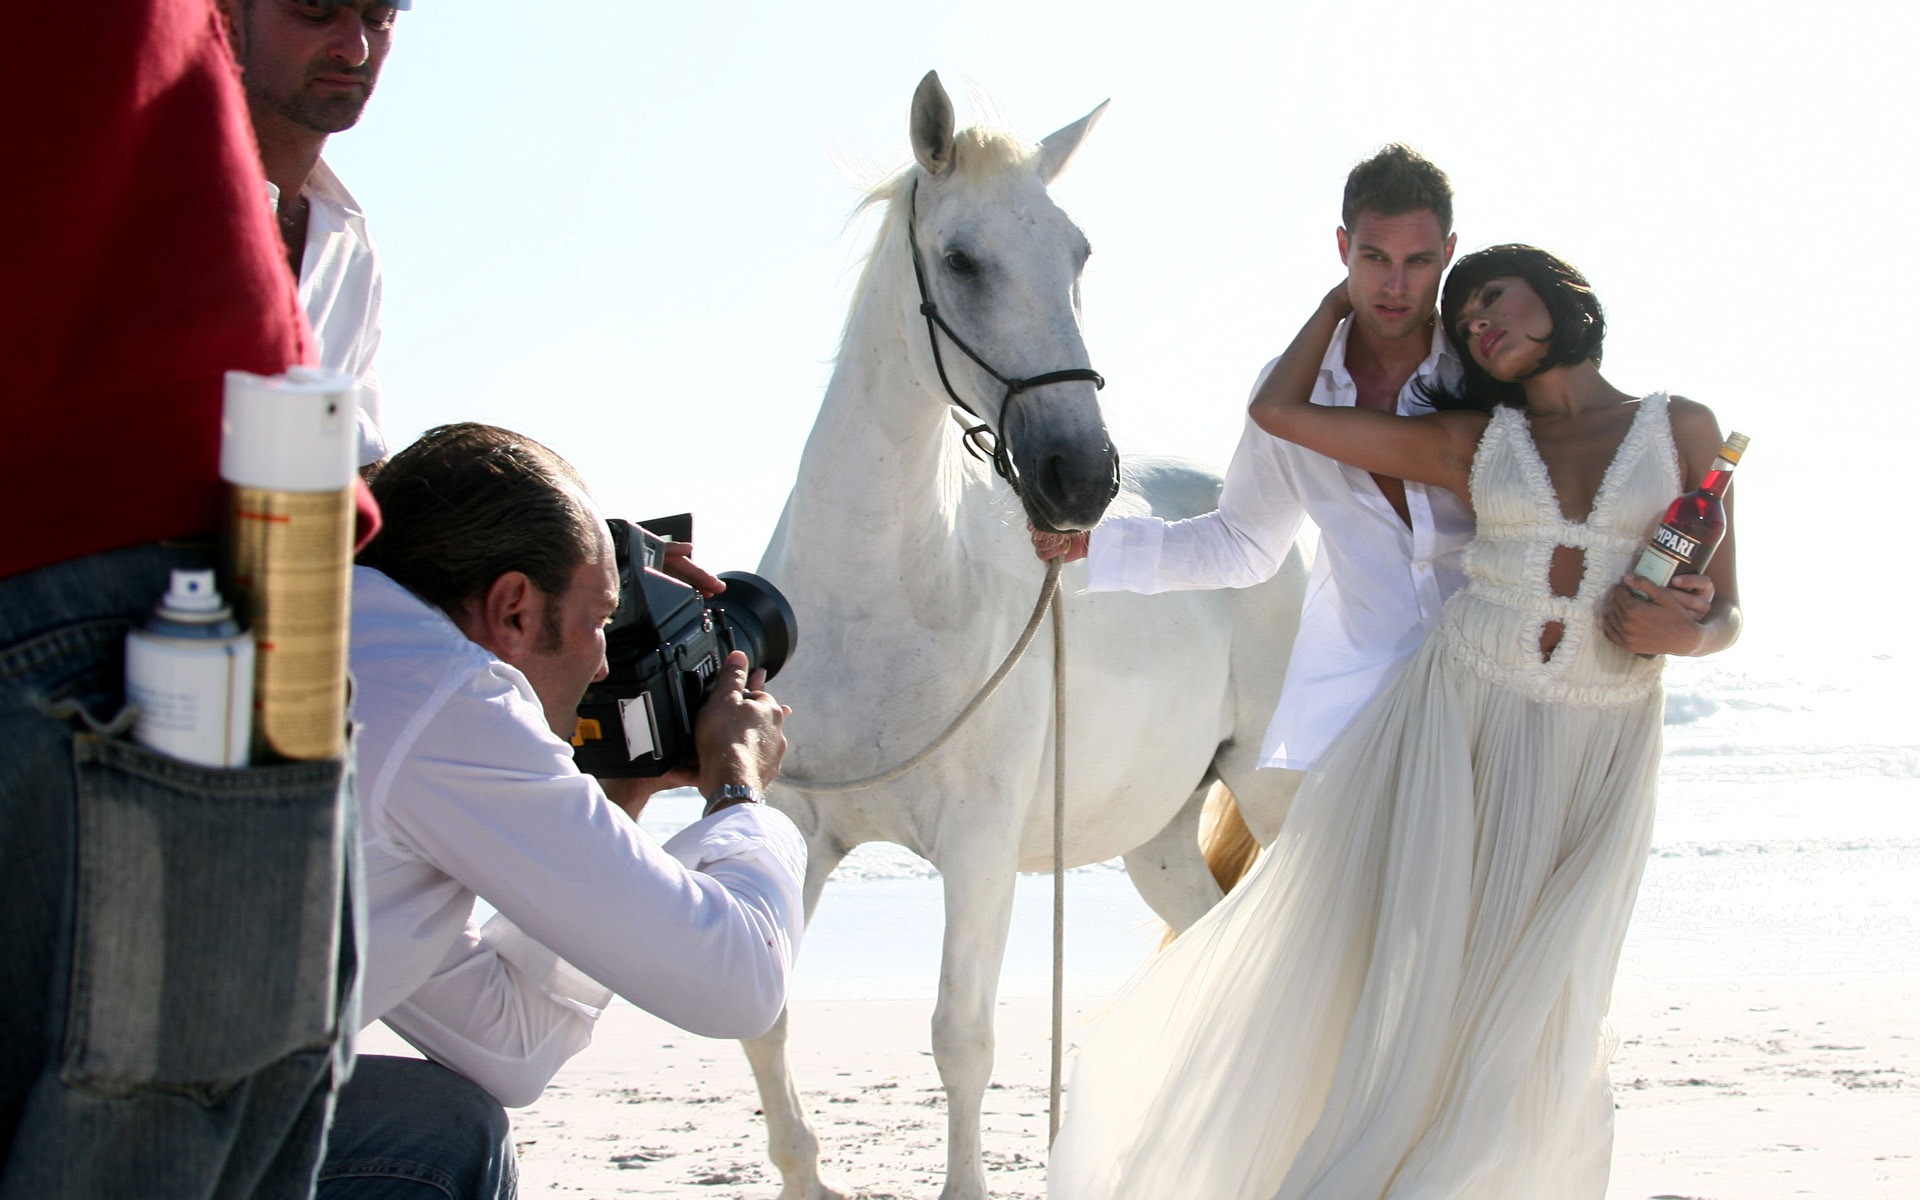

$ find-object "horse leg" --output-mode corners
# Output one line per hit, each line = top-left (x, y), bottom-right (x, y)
(742, 837), (850, 1200)
(1121, 778), (1226, 935)
(931, 850), (1019, 1200)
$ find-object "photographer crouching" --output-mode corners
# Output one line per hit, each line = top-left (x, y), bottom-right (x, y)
(324, 422), (804, 1198)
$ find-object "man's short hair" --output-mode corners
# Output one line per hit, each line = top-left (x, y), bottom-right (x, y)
(359, 423), (599, 616)
(1342, 144), (1453, 234)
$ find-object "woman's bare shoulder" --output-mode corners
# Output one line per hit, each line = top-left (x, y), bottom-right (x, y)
(1664, 394), (1731, 478)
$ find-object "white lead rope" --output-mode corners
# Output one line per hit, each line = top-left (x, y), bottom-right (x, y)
(778, 559), (1063, 794)
(1048, 580), (1067, 1145)
(777, 557), (1072, 1147)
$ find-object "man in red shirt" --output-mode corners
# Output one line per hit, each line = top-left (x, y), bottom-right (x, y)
(0, 4), (360, 1195)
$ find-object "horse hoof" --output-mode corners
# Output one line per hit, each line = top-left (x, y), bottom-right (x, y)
(777, 1179), (853, 1200)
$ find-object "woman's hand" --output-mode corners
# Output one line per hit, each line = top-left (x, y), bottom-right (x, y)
(1603, 574), (1713, 656)
(1316, 280), (1355, 323)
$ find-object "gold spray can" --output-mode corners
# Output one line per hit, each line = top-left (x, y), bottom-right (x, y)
(221, 368), (359, 762)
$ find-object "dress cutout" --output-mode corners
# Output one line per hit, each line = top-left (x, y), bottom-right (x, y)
(1049, 396), (1681, 1199)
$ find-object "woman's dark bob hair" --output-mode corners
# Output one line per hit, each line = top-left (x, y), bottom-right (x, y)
(1429, 243), (1606, 411)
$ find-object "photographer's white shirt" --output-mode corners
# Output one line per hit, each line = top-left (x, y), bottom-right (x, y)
(347, 566), (807, 1107)
(1084, 318), (1470, 771)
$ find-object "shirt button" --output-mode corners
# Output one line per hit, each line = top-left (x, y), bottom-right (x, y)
(1414, 562), (1431, 574)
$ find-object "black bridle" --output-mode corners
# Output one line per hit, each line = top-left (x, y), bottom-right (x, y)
(905, 176), (1106, 500)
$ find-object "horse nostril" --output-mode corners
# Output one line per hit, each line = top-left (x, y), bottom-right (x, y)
(1039, 454), (1068, 500)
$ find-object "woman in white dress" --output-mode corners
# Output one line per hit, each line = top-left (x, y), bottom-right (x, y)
(1047, 246), (1743, 1199)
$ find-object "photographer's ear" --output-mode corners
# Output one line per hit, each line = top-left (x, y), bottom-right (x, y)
(453, 571), (542, 661)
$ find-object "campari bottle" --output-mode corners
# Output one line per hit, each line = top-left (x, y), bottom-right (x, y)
(1635, 431), (1749, 588)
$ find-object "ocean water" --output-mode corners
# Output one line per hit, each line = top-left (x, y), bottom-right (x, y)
(642, 643), (1920, 1000)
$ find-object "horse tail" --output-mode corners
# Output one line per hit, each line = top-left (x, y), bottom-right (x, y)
(1158, 781), (1262, 949)
(1198, 780), (1260, 896)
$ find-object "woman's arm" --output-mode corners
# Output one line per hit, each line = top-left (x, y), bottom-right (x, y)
(1602, 396), (1743, 656)
(1248, 285), (1485, 501)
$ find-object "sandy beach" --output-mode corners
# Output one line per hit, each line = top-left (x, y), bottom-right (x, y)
(347, 647), (1920, 1198)
(360, 971), (1918, 1198)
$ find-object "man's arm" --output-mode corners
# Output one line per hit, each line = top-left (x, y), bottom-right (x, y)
(1034, 368), (1316, 594)
(375, 657), (805, 1094)
(380, 914), (612, 1108)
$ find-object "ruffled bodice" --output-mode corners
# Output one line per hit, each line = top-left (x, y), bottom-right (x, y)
(1441, 394), (1680, 708)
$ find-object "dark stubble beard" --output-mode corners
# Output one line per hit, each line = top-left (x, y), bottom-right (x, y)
(267, 80), (374, 136)
(237, 4), (376, 136)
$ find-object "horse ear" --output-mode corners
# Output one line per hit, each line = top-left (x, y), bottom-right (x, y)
(910, 70), (956, 177)
(1037, 99), (1108, 186)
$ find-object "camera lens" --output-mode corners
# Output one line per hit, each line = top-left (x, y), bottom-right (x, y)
(710, 571), (797, 680)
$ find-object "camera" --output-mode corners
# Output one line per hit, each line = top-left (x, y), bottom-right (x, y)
(571, 516), (797, 778)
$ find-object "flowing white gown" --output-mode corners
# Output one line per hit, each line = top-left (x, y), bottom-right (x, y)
(1049, 396), (1681, 1199)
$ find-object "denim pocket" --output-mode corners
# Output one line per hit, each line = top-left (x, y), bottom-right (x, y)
(60, 734), (350, 1102)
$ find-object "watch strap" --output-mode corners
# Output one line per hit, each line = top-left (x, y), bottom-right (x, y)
(702, 782), (765, 818)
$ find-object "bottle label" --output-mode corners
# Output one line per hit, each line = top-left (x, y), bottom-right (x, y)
(126, 631), (255, 768)
(1634, 543), (1682, 588)
(1648, 523), (1699, 564)
(226, 485), (353, 762)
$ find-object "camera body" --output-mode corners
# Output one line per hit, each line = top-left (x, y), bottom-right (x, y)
(571, 516), (796, 779)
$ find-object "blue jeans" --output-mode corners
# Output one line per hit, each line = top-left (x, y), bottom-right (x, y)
(317, 1057), (517, 1199)
(0, 541), (361, 1199)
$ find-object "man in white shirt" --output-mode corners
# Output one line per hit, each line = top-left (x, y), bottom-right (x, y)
(223, 0), (399, 466)
(1036, 145), (1468, 783)
(322, 423), (806, 1199)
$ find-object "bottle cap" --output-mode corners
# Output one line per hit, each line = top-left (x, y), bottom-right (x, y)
(221, 368), (359, 492)
(1719, 431), (1750, 463)
(158, 569), (234, 623)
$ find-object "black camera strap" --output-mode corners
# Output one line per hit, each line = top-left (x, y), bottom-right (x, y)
(904, 176), (1107, 502)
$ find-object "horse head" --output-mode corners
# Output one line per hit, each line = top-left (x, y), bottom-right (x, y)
(903, 71), (1119, 534)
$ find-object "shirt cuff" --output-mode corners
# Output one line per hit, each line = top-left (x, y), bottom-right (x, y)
(662, 800), (807, 887)
(481, 911), (614, 1016)
(1085, 516), (1167, 594)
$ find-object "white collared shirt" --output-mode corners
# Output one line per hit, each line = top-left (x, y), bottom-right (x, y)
(347, 567), (808, 1107)
(269, 160), (386, 466)
(1086, 318), (1472, 770)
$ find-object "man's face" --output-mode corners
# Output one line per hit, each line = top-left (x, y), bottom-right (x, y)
(232, 0), (398, 136)
(511, 533), (620, 740)
(1337, 210), (1456, 344)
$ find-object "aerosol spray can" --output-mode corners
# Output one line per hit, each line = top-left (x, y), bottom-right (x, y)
(221, 367), (359, 762)
(125, 569), (255, 768)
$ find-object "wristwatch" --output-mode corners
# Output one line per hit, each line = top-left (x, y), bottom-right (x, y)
(702, 782), (765, 818)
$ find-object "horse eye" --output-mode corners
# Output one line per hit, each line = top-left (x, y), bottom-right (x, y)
(943, 250), (977, 276)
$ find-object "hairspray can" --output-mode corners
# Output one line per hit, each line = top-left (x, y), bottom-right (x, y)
(221, 367), (358, 762)
(125, 569), (255, 767)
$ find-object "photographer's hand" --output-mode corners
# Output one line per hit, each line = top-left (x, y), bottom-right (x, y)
(695, 651), (789, 812)
(599, 774), (683, 822)
(659, 540), (726, 598)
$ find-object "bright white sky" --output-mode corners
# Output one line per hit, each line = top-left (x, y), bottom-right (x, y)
(327, 0), (1919, 660)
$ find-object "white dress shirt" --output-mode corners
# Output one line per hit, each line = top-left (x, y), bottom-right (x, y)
(347, 567), (808, 1107)
(269, 160), (387, 466)
(1086, 318), (1471, 770)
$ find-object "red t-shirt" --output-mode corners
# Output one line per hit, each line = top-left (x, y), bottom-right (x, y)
(1, 0), (315, 579)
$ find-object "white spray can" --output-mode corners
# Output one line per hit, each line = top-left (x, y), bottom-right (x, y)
(126, 569), (255, 767)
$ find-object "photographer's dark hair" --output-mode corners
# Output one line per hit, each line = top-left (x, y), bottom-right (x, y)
(359, 423), (598, 618)
(1342, 144), (1453, 235)
(1430, 243), (1607, 411)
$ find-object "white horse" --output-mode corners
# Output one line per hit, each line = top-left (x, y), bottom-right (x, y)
(747, 72), (1308, 1200)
